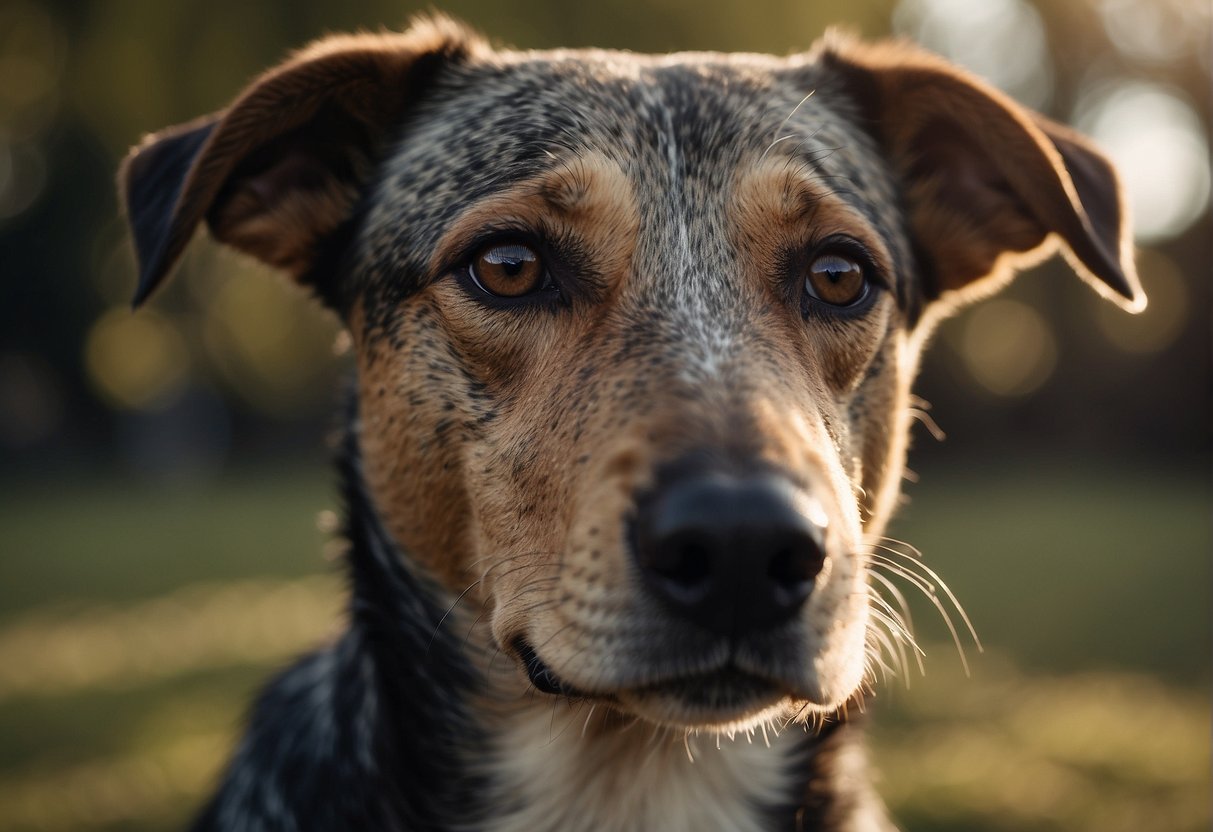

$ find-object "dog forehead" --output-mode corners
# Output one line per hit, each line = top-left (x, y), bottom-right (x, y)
(356, 48), (899, 300)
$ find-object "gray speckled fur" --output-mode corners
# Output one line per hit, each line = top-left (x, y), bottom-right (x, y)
(354, 51), (912, 325)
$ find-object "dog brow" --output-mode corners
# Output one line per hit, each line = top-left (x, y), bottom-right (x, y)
(427, 151), (638, 282)
(734, 160), (895, 278)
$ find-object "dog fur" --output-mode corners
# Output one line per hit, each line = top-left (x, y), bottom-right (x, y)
(119, 16), (1143, 831)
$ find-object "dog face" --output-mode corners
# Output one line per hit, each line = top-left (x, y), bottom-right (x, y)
(352, 49), (921, 727)
(121, 19), (1142, 732)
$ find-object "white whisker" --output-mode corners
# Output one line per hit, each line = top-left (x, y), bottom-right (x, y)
(758, 89), (816, 163)
(861, 537), (982, 678)
(872, 542), (984, 655)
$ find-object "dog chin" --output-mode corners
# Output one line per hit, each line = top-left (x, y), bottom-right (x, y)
(615, 671), (795, 731)
(615, 679), (856, 733)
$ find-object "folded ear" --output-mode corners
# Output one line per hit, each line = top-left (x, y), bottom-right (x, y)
(119, 16), (483, 307)
(818, 36), (1145, 316)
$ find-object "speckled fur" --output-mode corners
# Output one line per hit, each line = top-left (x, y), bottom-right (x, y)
(119, 16), (1141, 832)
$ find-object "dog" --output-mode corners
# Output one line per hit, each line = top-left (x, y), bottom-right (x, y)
(119, 16), (1143, 831)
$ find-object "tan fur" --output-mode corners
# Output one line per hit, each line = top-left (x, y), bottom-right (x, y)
(354, 298), (481, 590)
(211, 174), (362, 273)
(427, 152), (641, 308)
(731, 159), (897, 392)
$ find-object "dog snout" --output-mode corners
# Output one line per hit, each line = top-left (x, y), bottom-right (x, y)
(633, 468), (828, 637)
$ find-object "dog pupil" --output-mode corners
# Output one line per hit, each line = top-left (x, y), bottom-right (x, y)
(814, 256), (856, 281)
(486, 245), (536, 281)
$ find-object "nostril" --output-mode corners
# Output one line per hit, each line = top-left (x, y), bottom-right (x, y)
(648, 533), (715, 602)
(767, 546), (800, 585)
(766, 538), (825, 587)
(766, 536), (825, 608)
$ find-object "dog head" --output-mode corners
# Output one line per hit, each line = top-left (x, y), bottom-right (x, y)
(121, 18), (1142, 732)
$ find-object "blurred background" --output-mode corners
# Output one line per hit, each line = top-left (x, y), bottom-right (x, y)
(0, 0), (1208, 829)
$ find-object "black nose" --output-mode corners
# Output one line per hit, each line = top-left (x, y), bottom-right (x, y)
(633, 470), (828, 636)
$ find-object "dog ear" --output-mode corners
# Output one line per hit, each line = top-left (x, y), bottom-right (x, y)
(819, 37), (1145, 315)
(119, 16), (483, 307)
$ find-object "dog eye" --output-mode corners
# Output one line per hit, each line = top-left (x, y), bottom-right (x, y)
(804, 252), (868, 307)
(469, 242), (550, 298)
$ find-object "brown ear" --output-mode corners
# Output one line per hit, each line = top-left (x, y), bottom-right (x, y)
(819, 37), (1145, 315)
(119, 16), (483, 307)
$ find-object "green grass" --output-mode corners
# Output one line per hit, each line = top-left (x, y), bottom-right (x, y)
(887, 458), (1211, 682)
(0, 465), (335, 617)
(869, 658), (1210, 832)
(0, 457), (1207, 831)
(0, 664), (265, 775)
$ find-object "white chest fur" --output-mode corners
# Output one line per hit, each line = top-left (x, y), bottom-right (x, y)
(475, 703), (800, 832)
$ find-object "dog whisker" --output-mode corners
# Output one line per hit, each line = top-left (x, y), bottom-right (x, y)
(870, 541), (983, 654)
(866, 607), (921, 680)
(907, 406), (946, 441)
(759, 89), (815, 164)
(864, 626), (904, 683)
(433, 554), (566, 656)
(426, 578), (484, 655)
(868, 566), (916, 632)
(581, 704), (597, 737)
(865, 551), (937, 595)
(873, 535), (923, 559)
(758, 132), (802, 164)
(862, 543), (982, 676)
(867, 558), (971, 675)
(865, 591), (916, 646)
(478, 554), (564, 585)
(867, 607), (924, 664)
(503, 575), (563, 599)
(866, 570), (926, 678)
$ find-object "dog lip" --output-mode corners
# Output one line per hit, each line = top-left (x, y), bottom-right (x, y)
(634, 664), (781, 700)
(510, 637), (814, 711)
(623, 664), (793, 724)
(512, 637), (590, 698)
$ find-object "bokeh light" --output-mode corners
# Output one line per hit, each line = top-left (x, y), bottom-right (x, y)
(892, 0), (1053, 109)
(1095, 249), (1190, 355)
(1098, 0), (1212, 66)
(1075, 80), (1211, 244)
(0, 0), (65, 139)
(0, 0), (63, 224)
(199, 263), (342, 417)
(84, 307), (190, 410)
(960, 299), (1058, 397)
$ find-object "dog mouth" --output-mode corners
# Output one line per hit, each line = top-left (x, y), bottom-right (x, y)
(512, 637), (789, 723)
(514, 638), (591, 698)
(631, 666), (782, 713)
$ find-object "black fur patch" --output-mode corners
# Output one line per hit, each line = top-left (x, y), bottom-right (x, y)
(123, 119), (217, 307)
(189, 398), (488, 831)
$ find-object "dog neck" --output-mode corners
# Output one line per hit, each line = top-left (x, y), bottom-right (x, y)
(472, 697), (801, 832)
(333, 414), (890, 832)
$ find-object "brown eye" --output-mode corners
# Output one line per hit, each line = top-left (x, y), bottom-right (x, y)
(470, 242), (549, 297)
(804, 252), (868, 307)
